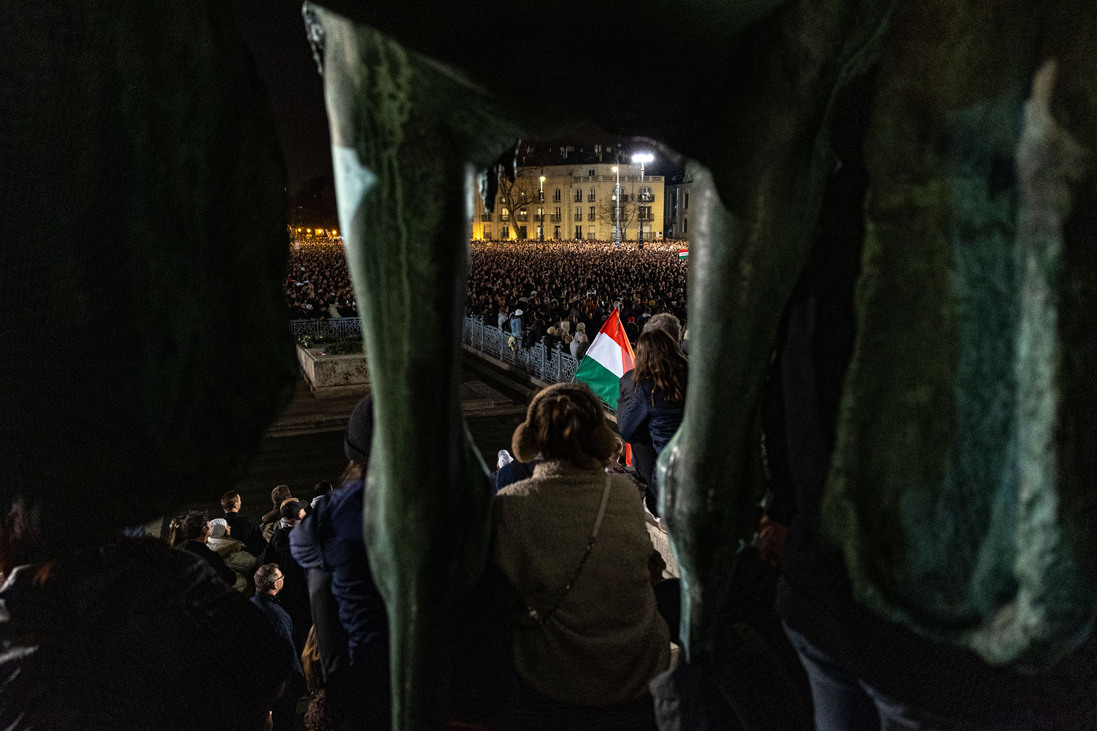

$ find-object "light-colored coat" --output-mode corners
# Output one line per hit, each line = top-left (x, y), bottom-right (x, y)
(494, 460), (670, 706)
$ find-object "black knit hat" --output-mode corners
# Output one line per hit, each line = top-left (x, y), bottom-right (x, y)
(344, 396), (374, 464)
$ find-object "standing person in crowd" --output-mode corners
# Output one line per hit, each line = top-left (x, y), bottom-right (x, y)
(292, 396), (514, 729)
(206, 518), (258, 592)
(261, 484), (293, 539)
(510, 308), (524, 337)
(262, 501), (312, 656)
(173, 510), (238, 587)
(221, 490), (267, 556)
(251, 563), (306, 731)
(617, 318), (687, 516)
(311, 481), (334, 509)
(494, 382), (670, 729)
(290, 397), (390, 728)
(570, 322), (590, 360)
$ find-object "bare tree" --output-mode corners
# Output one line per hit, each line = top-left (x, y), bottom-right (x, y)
(596, 196), (638, 240)
(495, 172), (541, 239)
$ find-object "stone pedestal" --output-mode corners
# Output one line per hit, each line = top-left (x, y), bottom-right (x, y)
(296, 345), (370, 399)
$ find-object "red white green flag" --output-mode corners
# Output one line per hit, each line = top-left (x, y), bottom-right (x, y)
(573, 309), (635, 409)
(678, 249), (688, 260)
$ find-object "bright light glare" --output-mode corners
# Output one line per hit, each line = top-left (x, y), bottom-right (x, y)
(611, 166), (618, 172)
(632, 153), (654, 164)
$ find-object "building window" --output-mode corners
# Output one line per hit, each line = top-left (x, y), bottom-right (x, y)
(573, 189), (582, 202)
(554, 207), (561, 221)
(588, 169), (595, 177)
(553, 189), (561, 202)
(588, 206), (596, 221)
(683, 218), (688, 234)
(553, 225), (560, 238)
(684, 192), (690, 210)
(484, 225), (492, 239)
(517, 207), (528, 221)
(574, 208), (582, 221)
(502, 225), (510, 239)
(588, 188), (596, 202)
(575, 225), (582, 239)
(500, 208), (510, 222)
(639, 186), (654, 202)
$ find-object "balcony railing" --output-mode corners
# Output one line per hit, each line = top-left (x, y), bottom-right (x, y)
(551, 214), (562, 222)
(480, 214), (492, 221)
(638, 193), (655, 202)
(588, 213), (596, 221)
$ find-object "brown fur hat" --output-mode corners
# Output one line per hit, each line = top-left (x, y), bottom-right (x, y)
(512, 382), (618, 467)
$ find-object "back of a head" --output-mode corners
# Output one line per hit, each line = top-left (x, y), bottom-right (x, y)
(181, 511), (209, 541)
(634, 329), (688, 404)
(512, 383), (616, 469)
(220, 491), (240, 512)
(271, 485), (291, 507)
(643, 312), (681, 343)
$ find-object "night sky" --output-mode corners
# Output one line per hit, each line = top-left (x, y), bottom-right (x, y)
(231, 1), (331, 196)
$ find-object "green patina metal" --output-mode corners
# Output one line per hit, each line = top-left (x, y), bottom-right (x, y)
(823, 1), (1097, 667)
(6, 0), (1097, 728)
(313, 12), (527, 727)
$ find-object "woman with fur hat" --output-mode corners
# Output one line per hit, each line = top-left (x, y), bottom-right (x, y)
(494, 382), (671, 726)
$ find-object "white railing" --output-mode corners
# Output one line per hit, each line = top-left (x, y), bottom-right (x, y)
(289, 317), (579, 385)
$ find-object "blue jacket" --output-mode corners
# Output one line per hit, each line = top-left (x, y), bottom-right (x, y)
(616, 377), (685, 456)
(250, 593), (302, 675)
(290, 479), (388, 673)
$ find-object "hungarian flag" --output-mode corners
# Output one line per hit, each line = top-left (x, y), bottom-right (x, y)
(573, 309), (635, 409)
(678, 249), (689, 260)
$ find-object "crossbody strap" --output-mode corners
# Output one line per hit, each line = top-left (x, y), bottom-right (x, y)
(526, 475), (613, 626)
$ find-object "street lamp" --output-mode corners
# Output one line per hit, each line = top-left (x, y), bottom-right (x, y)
(632, 152), (653, 248)
(539, 176), (546, 241)
(611, 165), (621, 247)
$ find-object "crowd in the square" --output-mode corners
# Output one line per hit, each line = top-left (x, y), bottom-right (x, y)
(284, 240), (690, 354)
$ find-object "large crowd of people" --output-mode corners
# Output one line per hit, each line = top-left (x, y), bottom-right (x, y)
(285, 240), (690, 345)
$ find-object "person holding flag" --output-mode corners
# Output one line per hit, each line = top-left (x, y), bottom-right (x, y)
(572, 308), (635, 409)
(612, 314), (686, 517)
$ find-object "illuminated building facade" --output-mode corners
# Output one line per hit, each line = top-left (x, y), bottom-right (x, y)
(470, 145), (665, 242)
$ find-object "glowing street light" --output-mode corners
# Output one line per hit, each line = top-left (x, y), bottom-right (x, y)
(611, 165), (621, 247)
(539, 176), (546, 241)
(632, 153), (654, 248)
